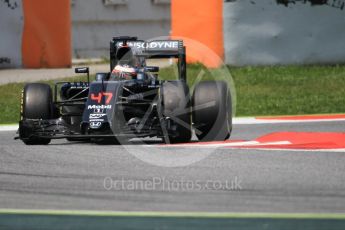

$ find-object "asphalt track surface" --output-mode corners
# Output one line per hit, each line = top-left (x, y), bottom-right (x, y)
(1, 120), (345, 213)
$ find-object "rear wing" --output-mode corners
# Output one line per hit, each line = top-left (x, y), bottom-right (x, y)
(110, 36), (186, 80)
(110, 36), (185, 58)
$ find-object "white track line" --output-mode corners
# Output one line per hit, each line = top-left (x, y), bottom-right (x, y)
(0, 125), (18, 131)
(233, 117), (345, 124)
(160, 141), (260, 148)
(235, 147), (345, 153)
(158, 141), (291, 148)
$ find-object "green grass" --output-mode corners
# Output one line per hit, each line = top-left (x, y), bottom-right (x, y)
(1, 64), (345, 124)
(1, 82), (25, 124)
(0, 76), (87, 124)
(231, 65), (345, 116)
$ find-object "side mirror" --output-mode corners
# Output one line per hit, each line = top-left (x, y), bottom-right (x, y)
(145, 66), (159, 72)
(75, 67), (89, 74)
(75, 67), (90, 82)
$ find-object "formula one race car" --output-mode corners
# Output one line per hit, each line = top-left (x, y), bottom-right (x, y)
(17, 36), (232, 145)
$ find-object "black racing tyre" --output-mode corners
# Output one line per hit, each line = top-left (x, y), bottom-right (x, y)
(21, 83), (53, 145)
(160, 81), (192, 143)
(192, 81), (232, 141)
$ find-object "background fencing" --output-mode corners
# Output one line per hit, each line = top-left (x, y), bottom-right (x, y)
(71, 0), (171, 58)
(0, 0), (71, 69)
(1, 0), (345, 68)
(223, 0), (345, 66)
(0, 0), (23, 68)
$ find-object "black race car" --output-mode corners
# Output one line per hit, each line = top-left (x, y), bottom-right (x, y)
(17, 36), (232, 145)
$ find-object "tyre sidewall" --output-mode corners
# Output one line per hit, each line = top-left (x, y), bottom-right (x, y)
(192, 81), (232, 141)
(161, 81), (192, 143)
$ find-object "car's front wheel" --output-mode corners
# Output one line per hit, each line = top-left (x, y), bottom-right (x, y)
(20, 83), (54, 145)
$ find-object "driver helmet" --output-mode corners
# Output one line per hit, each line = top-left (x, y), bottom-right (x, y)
(111, 64), (137, 80)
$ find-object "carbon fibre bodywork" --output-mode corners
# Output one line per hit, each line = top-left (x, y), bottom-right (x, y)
(17, 36), (189, 143)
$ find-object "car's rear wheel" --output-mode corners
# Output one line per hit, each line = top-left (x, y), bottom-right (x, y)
(20, 83), (54, 145)
(160, 81), (192, 143)
(192, 81), (232, 141)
